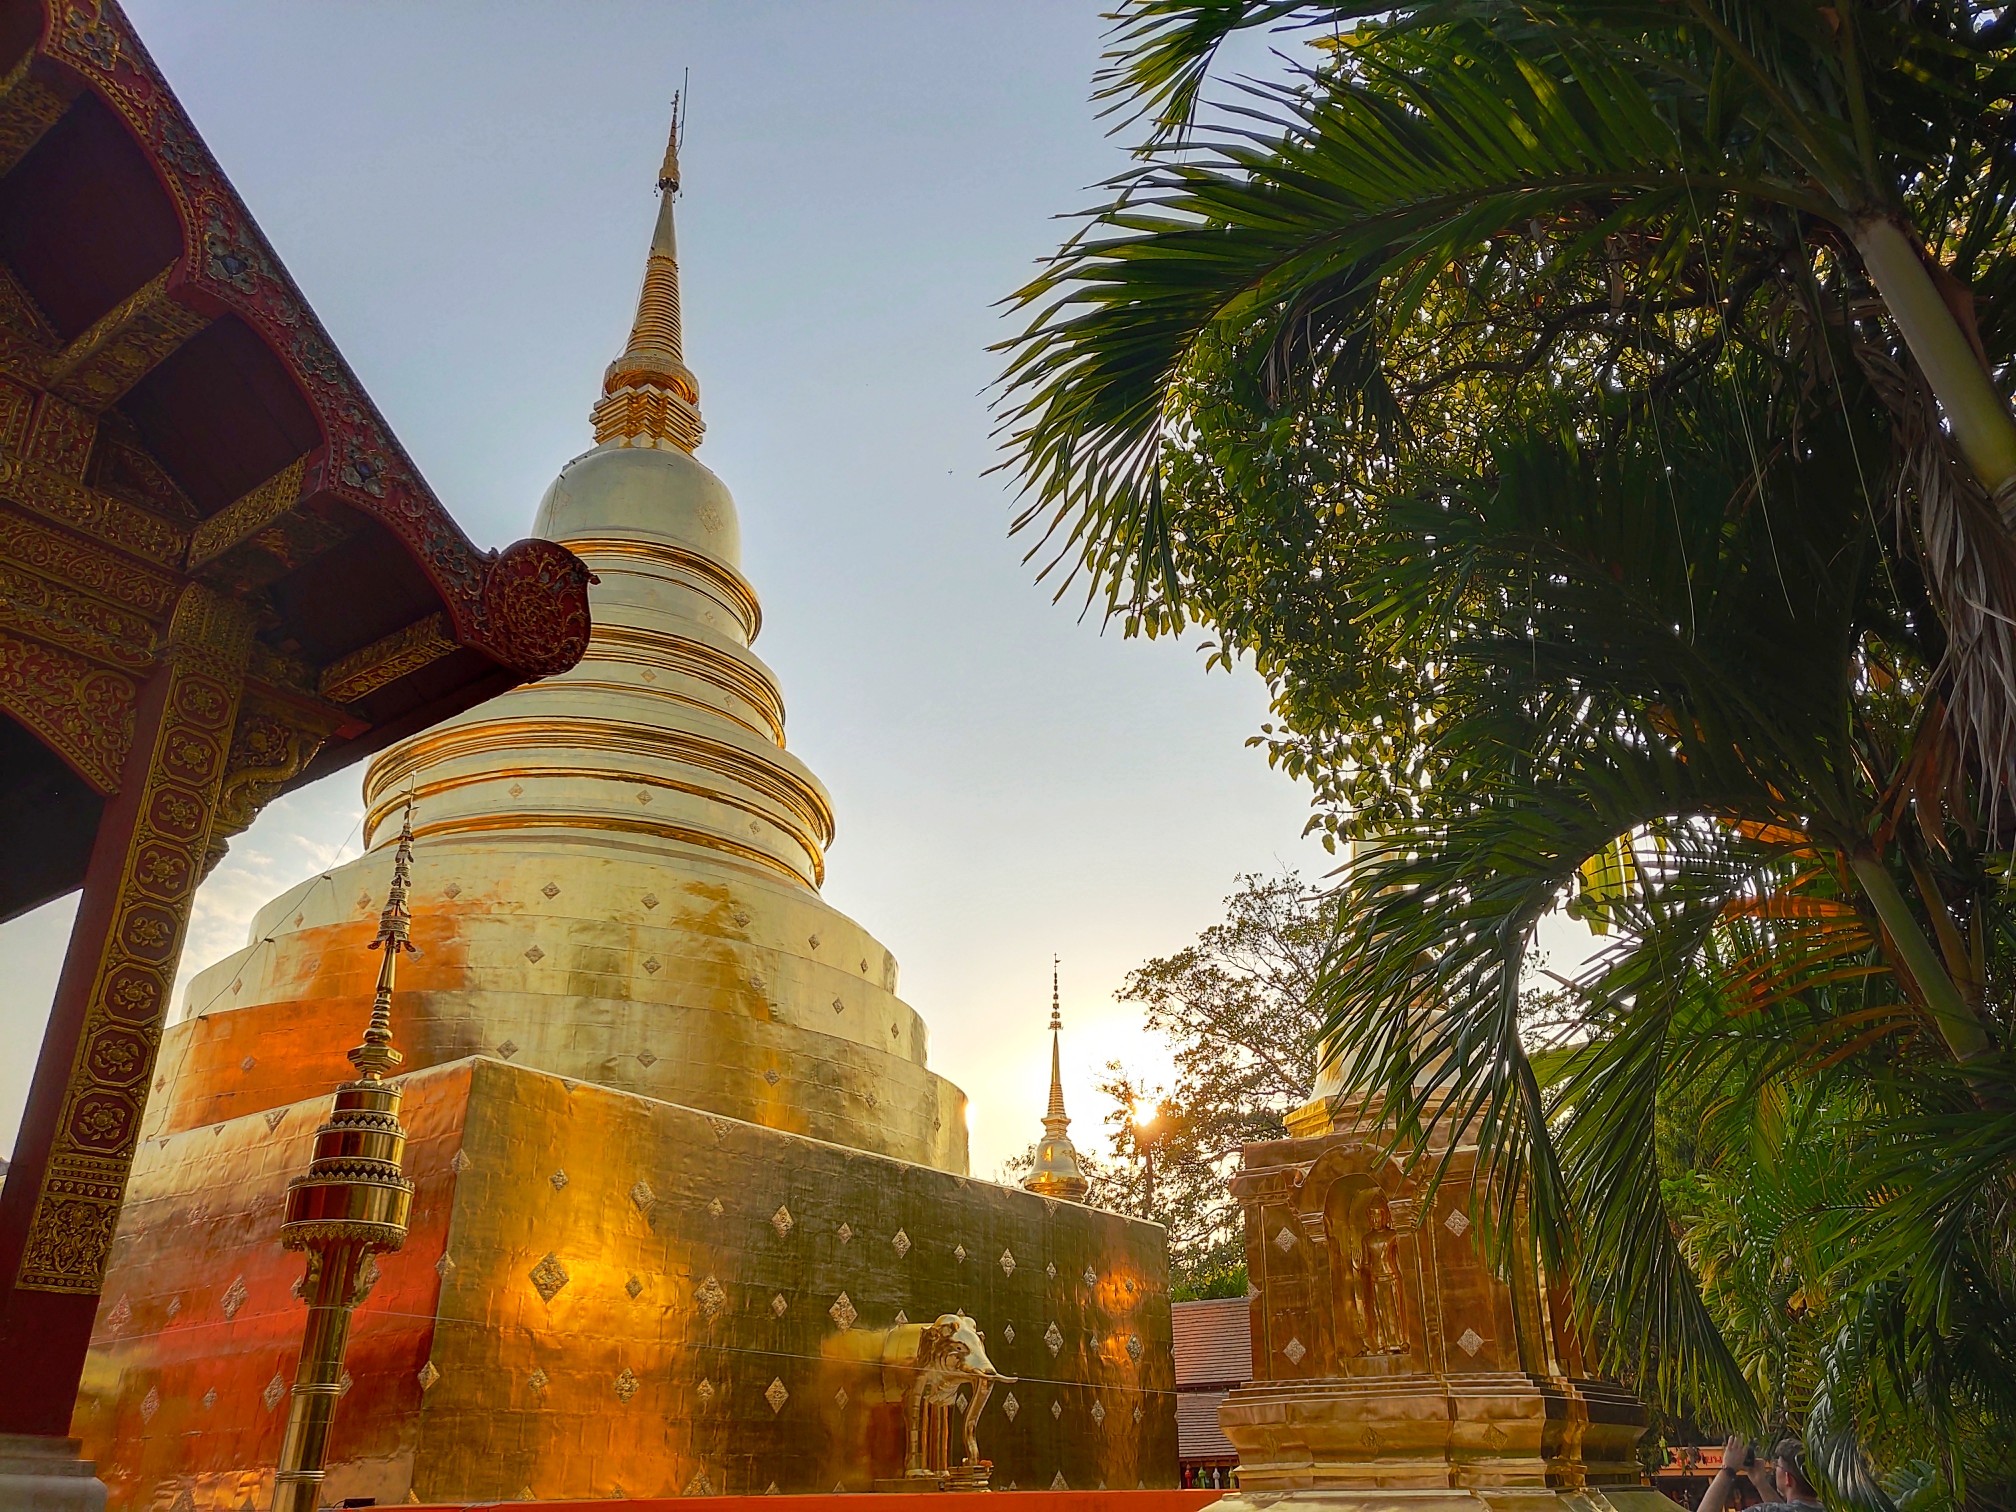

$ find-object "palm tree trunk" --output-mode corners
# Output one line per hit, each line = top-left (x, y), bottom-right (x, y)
(1852, 216), (2016, 508)
(1846, 851), (1991, 1062)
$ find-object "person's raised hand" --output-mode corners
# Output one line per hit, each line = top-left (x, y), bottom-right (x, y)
(1699, 1433), (1753, 1512)
(1745, 1438), (1783, 1500)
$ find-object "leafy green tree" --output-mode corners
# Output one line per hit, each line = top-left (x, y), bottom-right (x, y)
(993, 5), (2016, 1503)
(999, 0), (2016, 800)
(1153, 339), (2016, 1502)
(1089, 873), (1331, 1284)
(1170, 1264), (1251, 1302)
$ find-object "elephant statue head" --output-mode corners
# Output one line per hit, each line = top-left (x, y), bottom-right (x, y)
(904, 1312), (1014, 1476)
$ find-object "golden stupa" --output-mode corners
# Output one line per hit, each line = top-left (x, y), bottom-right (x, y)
(137, 112), (964, 1171)
(76, 113), (1176, 1507)
(1022, 963), (1091, 1203)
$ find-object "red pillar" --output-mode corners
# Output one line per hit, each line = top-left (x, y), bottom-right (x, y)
(0, 588), (250, 1435)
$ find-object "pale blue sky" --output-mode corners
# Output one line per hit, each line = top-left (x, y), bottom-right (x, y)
(1, 2), (1337, 1175)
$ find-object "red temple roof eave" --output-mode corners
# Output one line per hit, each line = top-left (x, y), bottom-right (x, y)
(24, 0), (592, 691)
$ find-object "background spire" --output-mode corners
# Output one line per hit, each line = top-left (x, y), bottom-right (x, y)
(1045, 956), (1069, 1127)
(591, 92), (705, 452)
(1024, 955), (1090, 1202)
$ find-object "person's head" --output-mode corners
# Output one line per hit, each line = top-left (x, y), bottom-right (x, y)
(1773, 1437), (1815, 1501)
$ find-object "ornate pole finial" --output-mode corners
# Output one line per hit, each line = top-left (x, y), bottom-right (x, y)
(658, 88), (682, 193)
(350, 798), (416, 1081)
(1022, 956), (1090, 1203)
(271, 803), (419, 1512)
(591, 91), (704, 452)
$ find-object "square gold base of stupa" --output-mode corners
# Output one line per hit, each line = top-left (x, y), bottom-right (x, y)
(78, 1057), (1176, 1508)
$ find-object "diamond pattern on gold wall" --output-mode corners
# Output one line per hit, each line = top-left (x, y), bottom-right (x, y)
(78, 1056), (1178, 1506)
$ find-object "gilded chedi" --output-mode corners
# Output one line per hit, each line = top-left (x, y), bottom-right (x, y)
(1021, 963), (1091, 1203)
(144, 108), (964, 1172)
(76, 112), (1177, 1508)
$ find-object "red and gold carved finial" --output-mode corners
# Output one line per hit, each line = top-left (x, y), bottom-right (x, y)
(591, 91), (705, 453)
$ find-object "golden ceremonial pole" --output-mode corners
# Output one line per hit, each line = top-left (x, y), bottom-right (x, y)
(271, 804), (419, 1512)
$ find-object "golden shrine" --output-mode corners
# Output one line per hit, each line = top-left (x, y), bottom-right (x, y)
(1022, 965), (1092, 1204)
(1210, 1069), (1669, 1512)
(0, 0), (591, 1501)
(73, 99), (1178, 1508)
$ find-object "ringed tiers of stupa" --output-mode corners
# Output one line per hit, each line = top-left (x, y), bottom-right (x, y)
(77, 112), (1176, 1508)
(141, 120), (964, 1172)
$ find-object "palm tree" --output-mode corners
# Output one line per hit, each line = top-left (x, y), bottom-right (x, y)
(998, 0), (2016, 803)
(994, 11), (2016, 1491)
(1140, 323), (2016, 1496)
(1298, 357), (2016, 1497)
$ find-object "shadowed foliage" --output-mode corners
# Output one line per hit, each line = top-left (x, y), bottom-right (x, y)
(995, 4), (2016, 1504)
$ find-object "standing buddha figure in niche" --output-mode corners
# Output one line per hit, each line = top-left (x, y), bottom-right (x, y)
(1360, 1193), (1406, 1354)
(1326, 1179), (1408, 1358)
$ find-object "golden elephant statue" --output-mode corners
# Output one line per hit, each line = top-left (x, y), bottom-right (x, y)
(821, 1311), (1014, 1478)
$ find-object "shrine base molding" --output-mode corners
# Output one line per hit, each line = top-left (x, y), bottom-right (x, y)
(0, 1435), (110, 1512)
(1205, 1489), (1679, 1512)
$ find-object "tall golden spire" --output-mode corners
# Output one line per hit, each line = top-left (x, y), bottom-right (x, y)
(1022, 957), (1090, 1203)
(590, 94), (705, 452)
(1045, 960), (1069, 1124)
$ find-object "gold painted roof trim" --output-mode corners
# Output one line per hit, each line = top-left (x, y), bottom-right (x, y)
(593, 96), (704, 452)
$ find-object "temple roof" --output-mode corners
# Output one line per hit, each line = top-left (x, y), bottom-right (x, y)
(1172, 1295), (1252, 1391)
(0, 0), (594, 918)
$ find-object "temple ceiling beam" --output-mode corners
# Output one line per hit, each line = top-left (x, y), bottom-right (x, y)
(0, 265), (214, 412)
(317, 611), (460, 707)
(0, 53), (69, 180)
(43, 266), (210, 410)
(183, 454), (311, 572)
(0, 505), (180, 618)
(0, 549), (158, 671)
(0, 448), (188, 561)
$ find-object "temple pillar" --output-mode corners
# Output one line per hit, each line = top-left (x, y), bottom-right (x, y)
(0, 586), (252, 1440)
